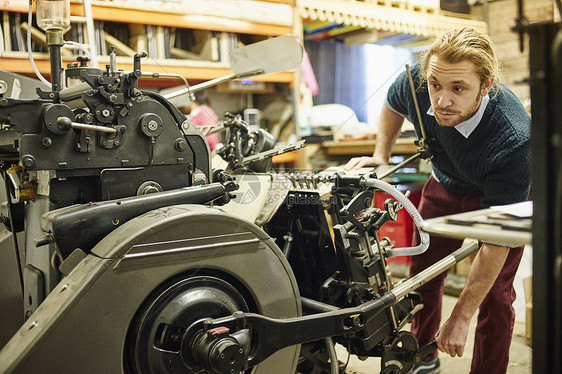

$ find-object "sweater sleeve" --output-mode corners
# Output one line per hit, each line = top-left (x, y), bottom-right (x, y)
(386, 69), (413, 120)
(386, 64), (426, 126)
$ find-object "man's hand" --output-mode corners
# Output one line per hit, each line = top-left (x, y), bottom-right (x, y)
(436, 315), (471, 357)
(344, 155), (387, 171)
(435, 243), (509, 358)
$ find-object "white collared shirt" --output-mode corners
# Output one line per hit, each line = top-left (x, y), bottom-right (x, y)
(426, 94), (490, 138)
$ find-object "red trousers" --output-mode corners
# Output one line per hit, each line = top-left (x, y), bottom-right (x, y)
(409, 176), (524, 374)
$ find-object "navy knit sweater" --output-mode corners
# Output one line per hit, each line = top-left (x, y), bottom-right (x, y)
(386, 63), (531, 208)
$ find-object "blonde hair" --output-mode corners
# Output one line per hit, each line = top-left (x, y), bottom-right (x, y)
(420, 27), (499, 91)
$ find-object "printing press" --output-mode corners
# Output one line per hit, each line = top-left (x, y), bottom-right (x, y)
(0, 22), (480, 374)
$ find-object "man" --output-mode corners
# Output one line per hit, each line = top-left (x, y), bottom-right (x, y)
(345, 27), (530, 374)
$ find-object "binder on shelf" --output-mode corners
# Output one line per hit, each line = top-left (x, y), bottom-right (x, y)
(14, 13), (26, 52)
(155, 26), (166, 59)
(75, 21), (84, 54)
(6, 12), (23, 52)
(162, 27), (172, 59)
(2, 12), (10, 53)
(146, 25), (157, 59)
(94, 20), (106, 55)
(0, 12), (4, 54)
(218, 32), (236, 65)
(82, 22), (90, 53)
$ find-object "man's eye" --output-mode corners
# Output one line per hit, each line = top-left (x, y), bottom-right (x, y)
(454, 86), (464, 92)
(431, 83), (440, 89)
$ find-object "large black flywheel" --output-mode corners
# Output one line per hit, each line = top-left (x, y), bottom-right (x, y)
(125, 273), (253, 373)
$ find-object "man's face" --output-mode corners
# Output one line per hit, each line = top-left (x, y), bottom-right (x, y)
(426, 55), (492, 127)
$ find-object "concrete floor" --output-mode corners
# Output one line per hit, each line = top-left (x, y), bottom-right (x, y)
(338, 294), (532, 374)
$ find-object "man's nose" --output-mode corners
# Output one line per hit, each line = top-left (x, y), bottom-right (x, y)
(437, 92), (453, 108)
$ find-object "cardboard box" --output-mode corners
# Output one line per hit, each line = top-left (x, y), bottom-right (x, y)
(523, 276), (532, 346)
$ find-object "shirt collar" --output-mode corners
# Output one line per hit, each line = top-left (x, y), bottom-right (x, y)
(426, 94), (490, 138)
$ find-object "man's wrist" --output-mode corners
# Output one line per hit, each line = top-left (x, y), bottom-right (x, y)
(449, 304), (474, 324)
(372, 153), (389, 164)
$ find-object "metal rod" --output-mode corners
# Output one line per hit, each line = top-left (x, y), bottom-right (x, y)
(142, 72), (194, 101)
(378, 152), (422, 179)
(405, 64), (427, 142)
(162, 69), (263, 100)
(391, 242), (479, 300)
(46, 30), (64, 92)
(301, 297), (339, 313)
(71, 122), (117, 134)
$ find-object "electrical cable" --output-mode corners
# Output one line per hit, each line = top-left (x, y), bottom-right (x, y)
(1, 169), (24, 297)
(364, 176), (430, 257)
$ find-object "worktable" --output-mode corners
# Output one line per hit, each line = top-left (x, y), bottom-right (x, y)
(420, 202), (533, 247)
(273, 137), (419, 170)
(321, 138), (419, 156)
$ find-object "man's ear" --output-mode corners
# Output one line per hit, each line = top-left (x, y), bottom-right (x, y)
(481, 78), (493, 96)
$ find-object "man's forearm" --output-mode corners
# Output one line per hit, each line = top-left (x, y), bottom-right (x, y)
(451, 243), (510, 322)
(344, 105), (405, 170)
(436, 243), (510, 357)
(374, 106), (405, 162)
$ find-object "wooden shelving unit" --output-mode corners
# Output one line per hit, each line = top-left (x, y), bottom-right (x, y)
(0, 0), (297, 83)
(0, 53), (295, 83)
(68, 3), (293, 35)
(299, 0), (487, 37)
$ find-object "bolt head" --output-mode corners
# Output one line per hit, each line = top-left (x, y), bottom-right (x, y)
(41, 137), (52, 147)
(22, 156), (35, 169)
(175, 139), (187, 151)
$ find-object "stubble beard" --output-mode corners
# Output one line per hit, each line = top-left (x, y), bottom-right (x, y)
(434, 93), (482, 128)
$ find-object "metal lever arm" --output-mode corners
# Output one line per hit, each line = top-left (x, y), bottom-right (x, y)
(185, 242), (479, 373)
(186, 292), (398, 372)
(57, 117), (117, 134)
(405, 340), (438, 365)
(405, 64), (432, 160)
